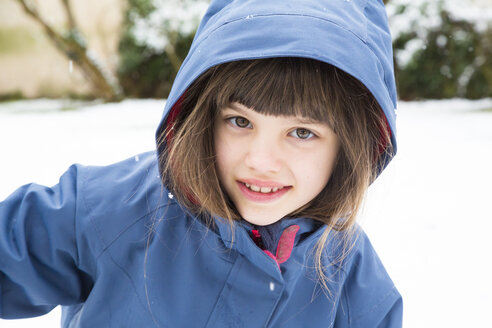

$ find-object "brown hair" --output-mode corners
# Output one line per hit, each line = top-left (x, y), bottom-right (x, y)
(158, 57), (392, 290)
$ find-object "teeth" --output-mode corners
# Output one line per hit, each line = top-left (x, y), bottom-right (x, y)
(250, 185), (260, 192)
(243, 183), (283, 193)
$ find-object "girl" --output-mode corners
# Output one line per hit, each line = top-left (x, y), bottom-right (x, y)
(0, 0), (402, 327)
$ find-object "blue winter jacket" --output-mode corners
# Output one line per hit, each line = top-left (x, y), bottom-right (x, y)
(0, 0), (402, 327)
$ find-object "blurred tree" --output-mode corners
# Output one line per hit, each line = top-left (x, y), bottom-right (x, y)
(118, 0), (208, 98)
(388, 0), (492, 99)
(15, 0), (123, 100)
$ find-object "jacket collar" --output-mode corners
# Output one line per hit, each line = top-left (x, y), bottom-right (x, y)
(213, 216), (326, 275)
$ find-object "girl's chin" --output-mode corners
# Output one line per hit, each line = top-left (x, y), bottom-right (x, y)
(240, 213), (283, 226)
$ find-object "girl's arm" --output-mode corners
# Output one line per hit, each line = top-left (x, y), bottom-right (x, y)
(0, 165), (93, 319)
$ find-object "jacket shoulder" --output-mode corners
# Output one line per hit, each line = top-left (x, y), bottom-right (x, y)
(0, 152), (166, 318)
(333, 228), (403, 327)
(78, 151), (168, 250)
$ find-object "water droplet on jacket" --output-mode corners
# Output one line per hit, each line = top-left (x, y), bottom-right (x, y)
(269, 282), (275, 291)
(168, 192), (174, 199)
(134, 155), (140, 162)
(245, 15), (253, 19)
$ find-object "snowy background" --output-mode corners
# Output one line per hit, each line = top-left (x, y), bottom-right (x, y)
(0, 98), (491, 327)
(386, 0), (492, 68)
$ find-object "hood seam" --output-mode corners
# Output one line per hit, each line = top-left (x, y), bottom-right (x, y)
(196, 13), (368, 49)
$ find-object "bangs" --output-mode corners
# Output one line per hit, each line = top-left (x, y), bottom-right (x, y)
(210, 58), (345, 128)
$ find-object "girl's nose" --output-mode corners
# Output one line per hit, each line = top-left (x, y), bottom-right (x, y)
(244, 138), (282, 174)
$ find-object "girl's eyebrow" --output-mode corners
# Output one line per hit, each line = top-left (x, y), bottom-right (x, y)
(226, 102), (250, 114)
(281, 114), (324, 126)
(292, 116), (321, 125)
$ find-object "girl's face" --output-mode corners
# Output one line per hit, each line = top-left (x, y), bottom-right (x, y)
(214, 102), (340, 226)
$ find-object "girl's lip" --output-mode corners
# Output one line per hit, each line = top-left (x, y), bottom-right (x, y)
(236, 181), (291, 203)
(238, 178), (288, 189)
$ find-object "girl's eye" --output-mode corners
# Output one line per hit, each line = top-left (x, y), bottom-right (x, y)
(228, 116), (252, 128)
(290, 128), (315, 140)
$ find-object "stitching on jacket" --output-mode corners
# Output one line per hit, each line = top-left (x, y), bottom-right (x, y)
(97, 203), (173, 258)
(0, 271), (4, 316)
(195, 13), (367, 50)
(352, 286), (398, 322)
(204, 254), (242, 326)
(193, 218), (238, 264)
(323, 228), (363, 278)
(78, 165), (102, 259)
(104, 249), (161, 327)
(229, 13), (365, 42)
(73, 164), (82, 269)
(343, 283), (351, 327)
(264, 279), (286, 327)
(78, 162), (171, 260)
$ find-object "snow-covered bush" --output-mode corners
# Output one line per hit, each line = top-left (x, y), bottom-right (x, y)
(117, 0), (491, 99)
(388, 0), (492, 99)
(118, 0), (209, 98)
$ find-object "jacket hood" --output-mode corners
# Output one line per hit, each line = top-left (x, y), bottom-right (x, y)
(156, 0), (397, 172)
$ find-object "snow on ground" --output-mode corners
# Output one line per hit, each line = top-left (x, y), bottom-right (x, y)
(1, 98), (492, 327)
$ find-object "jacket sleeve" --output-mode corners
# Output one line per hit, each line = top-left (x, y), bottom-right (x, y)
(0, 165), (93, 319)
(333, 232), (403, 328)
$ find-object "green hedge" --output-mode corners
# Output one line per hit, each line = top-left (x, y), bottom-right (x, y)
(118, 0), (492, 100)
(393, 7), (492, 99)
(117, 0), (196, 98)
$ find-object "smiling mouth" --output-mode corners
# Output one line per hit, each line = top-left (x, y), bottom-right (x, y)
(236, 181), (292, 202)
(243, 182), (285, 193)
